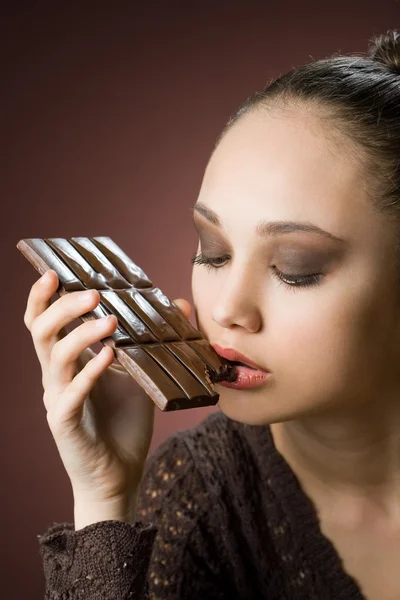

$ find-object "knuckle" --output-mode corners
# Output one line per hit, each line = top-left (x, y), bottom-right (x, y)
(23, 310), (31, 330)
(42, 389), (51, 408)
(52, 338), (72, 366)
(30, 317), (46, 342)
(50, 340), (65, 364)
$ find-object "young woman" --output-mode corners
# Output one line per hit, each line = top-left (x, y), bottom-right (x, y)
(25, 31), (400, 599)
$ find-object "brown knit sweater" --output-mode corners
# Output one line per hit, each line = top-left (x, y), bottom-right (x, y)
(38, 411), (368, 599)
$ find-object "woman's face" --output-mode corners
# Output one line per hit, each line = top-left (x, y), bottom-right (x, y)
(191, 108), (400, 426)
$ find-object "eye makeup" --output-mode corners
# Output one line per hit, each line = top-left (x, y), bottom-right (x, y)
(194, 229), (340, 273)
(192, 210), (346, 291)
(272, 245), (340, 274)
(190, 250), (325, 290)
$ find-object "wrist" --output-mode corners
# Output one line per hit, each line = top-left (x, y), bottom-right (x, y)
(73, 491), (139, 531)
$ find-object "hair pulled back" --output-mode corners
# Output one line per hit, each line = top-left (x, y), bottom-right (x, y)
(219, 30), (400, 276)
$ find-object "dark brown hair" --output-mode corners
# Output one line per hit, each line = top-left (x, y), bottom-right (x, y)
(217, 30), (400, 277)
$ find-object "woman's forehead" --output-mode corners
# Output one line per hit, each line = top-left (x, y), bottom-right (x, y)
(205, 111), (358, 193)
(197, 112), (386, 247)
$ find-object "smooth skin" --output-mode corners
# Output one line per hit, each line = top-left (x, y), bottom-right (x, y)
(190, 107), (400, 599)
(191, 107), (400, 521)
(24, 268), (190, 527)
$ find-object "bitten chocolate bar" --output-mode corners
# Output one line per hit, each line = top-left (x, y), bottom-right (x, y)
(17, 237), (236, 411)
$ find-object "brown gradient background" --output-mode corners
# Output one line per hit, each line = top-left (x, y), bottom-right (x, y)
(1, 1), (398, 597)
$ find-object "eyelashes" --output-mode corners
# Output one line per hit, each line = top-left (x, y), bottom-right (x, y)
(190, 252), (323, 290)
(191, 252), (229, 269)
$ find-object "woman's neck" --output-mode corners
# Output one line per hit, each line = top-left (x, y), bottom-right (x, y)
(270, 400), (400, 526)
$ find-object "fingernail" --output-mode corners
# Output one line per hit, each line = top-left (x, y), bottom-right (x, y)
(40, 271), (50, 284)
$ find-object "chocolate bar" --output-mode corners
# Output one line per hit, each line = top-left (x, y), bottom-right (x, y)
(17, 237), (236, 411)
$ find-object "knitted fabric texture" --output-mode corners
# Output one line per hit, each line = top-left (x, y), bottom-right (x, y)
(38, 412), (368, 599)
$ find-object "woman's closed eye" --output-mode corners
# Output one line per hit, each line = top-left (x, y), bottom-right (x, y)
(191, 252), (230, 270)
(190, 251), (323, 290)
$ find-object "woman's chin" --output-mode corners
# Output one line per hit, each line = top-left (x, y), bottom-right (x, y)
(216, 388), (277, 426)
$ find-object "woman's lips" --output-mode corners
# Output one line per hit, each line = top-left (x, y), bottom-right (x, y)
(211, 344), (272, 390)
(211, 344), (269, 371)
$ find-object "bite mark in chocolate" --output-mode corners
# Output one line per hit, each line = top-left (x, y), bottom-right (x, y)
(208, 364), (238, 384)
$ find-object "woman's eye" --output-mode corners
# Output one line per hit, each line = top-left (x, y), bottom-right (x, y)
(190, 252), (229, 271)
(271, 266), (322, 290)
(191, 252), (323, 289)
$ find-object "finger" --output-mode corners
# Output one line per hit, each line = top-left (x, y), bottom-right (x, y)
(24, 271), (77, 351)
(24, 270), (59, 331)
(47, 315), (118, 395)
(48, 346), (115, 431)
(63, 333), (97, 372)
(31, 289), (101, 371)
(173, 298), (191, 320)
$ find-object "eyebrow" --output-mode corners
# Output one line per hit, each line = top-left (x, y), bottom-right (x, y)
(192, 203), (347, 244)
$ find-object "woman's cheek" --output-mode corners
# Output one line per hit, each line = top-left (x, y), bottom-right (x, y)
(269, 294), (347, 380)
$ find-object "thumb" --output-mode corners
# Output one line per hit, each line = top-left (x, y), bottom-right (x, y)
(173, 298), (191, 321)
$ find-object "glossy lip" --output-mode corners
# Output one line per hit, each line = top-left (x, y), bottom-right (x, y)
(211, 343), (270, 372)
(218, 368), (272, 390)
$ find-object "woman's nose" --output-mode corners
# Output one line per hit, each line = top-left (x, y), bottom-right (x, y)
(211, 266), (262, 333)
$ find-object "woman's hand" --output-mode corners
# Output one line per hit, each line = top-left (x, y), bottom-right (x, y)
(24, 270), (191, 523)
